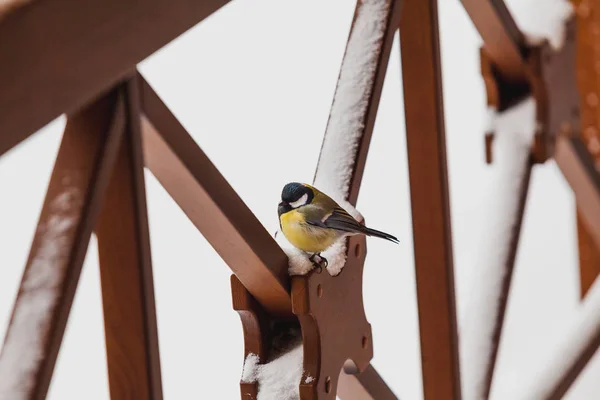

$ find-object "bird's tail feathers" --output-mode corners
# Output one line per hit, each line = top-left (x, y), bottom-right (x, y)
(363, 227), (399, 244)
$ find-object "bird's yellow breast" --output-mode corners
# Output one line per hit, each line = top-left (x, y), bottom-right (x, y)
(280, 210), (337, 253)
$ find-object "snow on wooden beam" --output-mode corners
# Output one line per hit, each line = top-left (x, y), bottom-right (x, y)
(313, 0), (402, 206)
(0, 0), (230, 157)
(399, 0), (462, 398)
(278, 0), (402, 280)
(138, 76), (293, 317)
(514, 275), (600, 399)
(459, 101), (536, 400)
(0, 87), (126, 400)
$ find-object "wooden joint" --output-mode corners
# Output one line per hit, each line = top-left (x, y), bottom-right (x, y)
(232, 236), (372, 399)
(479, 17), (580, 165)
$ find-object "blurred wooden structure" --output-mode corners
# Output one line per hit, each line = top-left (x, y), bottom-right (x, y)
(0, 0), (598, 399)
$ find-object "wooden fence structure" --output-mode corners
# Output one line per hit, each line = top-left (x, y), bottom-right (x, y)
(0, 0), (599, 399)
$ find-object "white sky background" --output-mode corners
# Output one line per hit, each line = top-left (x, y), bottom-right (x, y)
(0, 0), (597, 399)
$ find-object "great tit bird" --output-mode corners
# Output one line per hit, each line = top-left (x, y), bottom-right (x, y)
(278, 182), (399, 267)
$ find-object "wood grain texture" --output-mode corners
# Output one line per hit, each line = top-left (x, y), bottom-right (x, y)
(0, 87), (125, 399)
(0, 0), (230, 157)
(95, 77), (163, 399)
(399, 0), (462, 398)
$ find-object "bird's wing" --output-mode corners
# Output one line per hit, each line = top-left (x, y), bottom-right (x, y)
(305, 205), (365, 234)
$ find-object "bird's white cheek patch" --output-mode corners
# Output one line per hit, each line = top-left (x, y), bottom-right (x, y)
(290, 193), (308, 209)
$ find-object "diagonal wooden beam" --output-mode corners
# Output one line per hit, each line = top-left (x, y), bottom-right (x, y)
(460, 153), (534, 400)
(459, 0), (528, 83)
(138, 76), (292, 317)
(95, 77), (163, 399)
(0, 0), (230, 157)
(338, 365), (398, 400)
(313, 0), (403, 205)
(399, 0), (462, 398)
(0, 86), (125, 399)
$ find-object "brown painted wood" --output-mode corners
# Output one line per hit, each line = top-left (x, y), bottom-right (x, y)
(0, 87), (125, 399)
(577, 210), (600, 296)
(337, 364), (398, 400)
(556, 136), (600, 258)
(231, 235), (398, 400)
(138, 76), (292, 317)
(95, 77), (163, 399)
(291, 235), (373, 399)
(313, 0), (403, 205)
(399, 0), (462, 398)
(459, 0), (528, 84)
(569, 0), (600, 298)
(0, 0), (230, 157)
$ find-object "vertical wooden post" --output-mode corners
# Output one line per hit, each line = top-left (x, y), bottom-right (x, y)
(399, 0), (462, 398)
(96, 76), (163, 399)
(570, 0), (600, 298)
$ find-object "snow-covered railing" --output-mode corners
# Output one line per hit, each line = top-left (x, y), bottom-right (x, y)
(1, 0), (600, 399)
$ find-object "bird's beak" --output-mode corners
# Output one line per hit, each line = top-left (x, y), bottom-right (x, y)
(278, 201), (291, 216)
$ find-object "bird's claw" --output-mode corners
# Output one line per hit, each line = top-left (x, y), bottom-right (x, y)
(309, 253), (328, 270)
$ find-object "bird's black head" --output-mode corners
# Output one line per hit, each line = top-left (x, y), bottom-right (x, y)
(278, 182), (314, 216)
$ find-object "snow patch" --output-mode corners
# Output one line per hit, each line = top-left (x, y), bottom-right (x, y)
(240, 343), (306, 400)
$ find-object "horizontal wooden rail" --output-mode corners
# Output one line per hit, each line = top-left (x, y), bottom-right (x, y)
(0, 0), (230, 157)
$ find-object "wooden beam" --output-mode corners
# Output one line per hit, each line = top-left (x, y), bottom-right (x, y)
(577, 210), (600, 297)
(95, 77), (163, 399)
(338, 365), (398, 400)
(399, 0), (462, 398)
(569, 0), (600, 298)
(460, 156), (533, 400)
(459, 0), (528, 83)
(138, 76), (292, 317)
(313, 0), (403, 205)
(555, 136), (600, 257)
(0, 0), (230, 157)
(0, 87), (125, 399)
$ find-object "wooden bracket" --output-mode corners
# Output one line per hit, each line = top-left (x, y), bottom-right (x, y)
(231, 235), (372, 399)
(481, 17), (580, 165)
